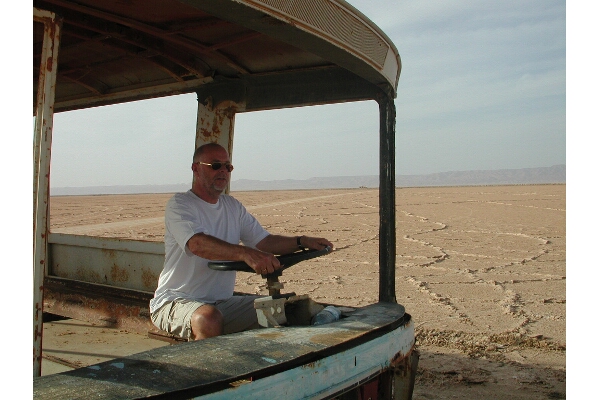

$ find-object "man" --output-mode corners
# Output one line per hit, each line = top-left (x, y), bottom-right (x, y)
(150, 143), (333, 340)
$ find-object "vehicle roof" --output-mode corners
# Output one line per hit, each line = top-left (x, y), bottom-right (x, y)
(34, 0), (401, 113)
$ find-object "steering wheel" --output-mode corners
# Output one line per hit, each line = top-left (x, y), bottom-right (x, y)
(208, 246), (332, 297)
(207, 246), (332, 274)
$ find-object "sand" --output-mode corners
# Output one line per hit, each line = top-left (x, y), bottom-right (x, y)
(49, 184), (566, 399)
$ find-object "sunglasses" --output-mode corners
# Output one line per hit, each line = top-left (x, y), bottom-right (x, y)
(196, 161), (234, 172)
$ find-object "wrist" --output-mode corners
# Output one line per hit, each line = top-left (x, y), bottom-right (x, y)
(297, 235), (306, 249)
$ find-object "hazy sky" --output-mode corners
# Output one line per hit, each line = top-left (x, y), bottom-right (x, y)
(47, 0), (566, 188)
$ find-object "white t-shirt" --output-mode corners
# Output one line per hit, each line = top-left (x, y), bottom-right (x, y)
(149, 191), (269, 313)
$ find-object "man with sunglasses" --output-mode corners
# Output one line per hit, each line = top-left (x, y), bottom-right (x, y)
(150, 143), (333, 341)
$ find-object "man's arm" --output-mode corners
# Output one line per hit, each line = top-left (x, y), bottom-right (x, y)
(186, 233), (281, 274)
(256, 234), (333, 255)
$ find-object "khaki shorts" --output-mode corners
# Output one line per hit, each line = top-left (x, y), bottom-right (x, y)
(151, 295), (261, 340)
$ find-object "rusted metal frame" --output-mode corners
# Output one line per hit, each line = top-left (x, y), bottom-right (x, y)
(194, 67), (379, 114)
(54, 52), (187, 96)
(54, 76), (213, 113)
(194, 94), (242, 188)
(60, 30), (189, 83)
(59, 70), (107, 95)
(373, 322), (418, 400)
(41, 353), (82, 370)
(59, 17), (198, 79)
(62, 14), (210, 79)
(193, 67), (383, 200)
(54, 52), (124, 75)
(378, 93), (397, 303)
(192, 67), (378, 191)
(98, 34), (206, 80)
(388, 348), (419, 400)
(43, 276), (155, 334)
(33, 7), (61, 378)
(147, 330), (189, 344)
(244, 69), (379, 110)
(87, 38), (188, 83)
(47, 233), (165, 292)
(44, 0), (251, 75)
(332, 370), (389, 399)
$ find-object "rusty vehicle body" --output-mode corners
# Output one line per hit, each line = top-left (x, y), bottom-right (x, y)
(33, 1), (418, 398)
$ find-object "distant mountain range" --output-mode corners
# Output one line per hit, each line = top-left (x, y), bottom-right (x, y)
(50, 164), (566, 196)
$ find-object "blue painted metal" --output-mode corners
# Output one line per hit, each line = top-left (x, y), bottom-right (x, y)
(199, 321), (415, 400)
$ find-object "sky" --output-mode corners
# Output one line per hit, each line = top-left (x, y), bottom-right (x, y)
(42, 0), (567, 188)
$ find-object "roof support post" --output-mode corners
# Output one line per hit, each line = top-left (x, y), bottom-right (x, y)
(378, 94), (397, 303)
(33, 7), (61, 377)
(194, 93), (246, 194)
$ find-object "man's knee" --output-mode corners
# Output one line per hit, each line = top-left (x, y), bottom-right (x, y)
(190, 304), (224, 340)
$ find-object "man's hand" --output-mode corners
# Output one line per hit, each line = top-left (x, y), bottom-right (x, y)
(256, 234), (334, 256)
(299, 236), (333, 251)
(242, 247), (282, 275)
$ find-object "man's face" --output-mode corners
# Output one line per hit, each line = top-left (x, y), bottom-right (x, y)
(193, 145), (232, 200)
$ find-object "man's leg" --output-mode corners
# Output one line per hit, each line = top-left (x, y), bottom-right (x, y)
(151, 299), (222, 341)
(190, 304), (223, 340)
(215, 295), (261, 334)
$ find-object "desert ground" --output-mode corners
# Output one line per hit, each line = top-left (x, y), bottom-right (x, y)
(49, 184), (566, 399)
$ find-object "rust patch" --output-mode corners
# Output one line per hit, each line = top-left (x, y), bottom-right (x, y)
(46, 53), (54, 71)
(103, 248), (117, 259)
(110, 263), (130, 282)
(197, 99), (240, 142)
(302, 361), (320, 369)
(264, 350), (288, 359)
(256, 331), (285, 340)
(199, 121), (220, 141)
(75, 266), (102, 283)
(390, 348), (411, 367)
(141, 267), (158, 290)
(43, 289), (154, 334)
(309, 330), (361, 346)
(219, 103), (237, 119)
